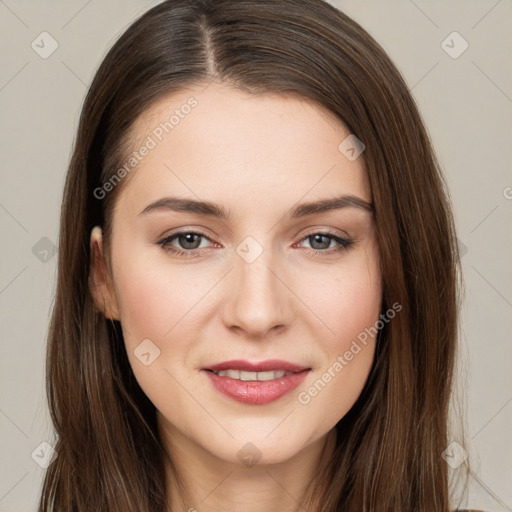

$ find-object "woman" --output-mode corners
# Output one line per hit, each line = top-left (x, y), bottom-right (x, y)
(39, 0), (478, 510)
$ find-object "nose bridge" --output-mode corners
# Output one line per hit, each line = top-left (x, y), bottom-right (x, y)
(222, 234), (292, 336)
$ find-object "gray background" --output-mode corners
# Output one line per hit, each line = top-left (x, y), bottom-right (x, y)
(0, 1), (511, 510)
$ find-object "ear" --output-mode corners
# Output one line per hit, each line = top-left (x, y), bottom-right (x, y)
(88, 226), (120, 320)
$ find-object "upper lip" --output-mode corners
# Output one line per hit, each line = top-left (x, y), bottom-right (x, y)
(203, 359), (310, 373)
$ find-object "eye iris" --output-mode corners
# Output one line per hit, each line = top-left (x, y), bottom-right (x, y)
(310, 234), (330, 250)
(180, 233), (201, 250)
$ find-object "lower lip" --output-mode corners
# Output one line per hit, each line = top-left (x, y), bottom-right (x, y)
(202, 369), (310, 405)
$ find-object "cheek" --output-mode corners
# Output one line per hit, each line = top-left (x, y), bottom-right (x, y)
(296, 247), (382, 349)
(333, 276), (382, 346)
(111, 249), (221, 374)
(111, 231), (209, 334)
(294, 251), (381, 420)
(111, 257), (204, 404)
(115, 266), (177, 342)
(297, 285), (380, 427)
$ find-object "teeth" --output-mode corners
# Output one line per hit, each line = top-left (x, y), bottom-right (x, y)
(213, 369), (294, 380)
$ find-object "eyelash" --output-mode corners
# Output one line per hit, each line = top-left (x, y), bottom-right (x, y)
(157, 229), (355, 259)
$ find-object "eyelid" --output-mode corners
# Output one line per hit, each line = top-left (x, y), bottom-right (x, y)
(157, 226), (217, 244)
(299, 226), (351, 239)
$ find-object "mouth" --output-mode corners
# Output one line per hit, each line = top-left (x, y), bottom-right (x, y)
(205, 368), (295, 380)
(203, 359), (310, 374)
(201, 359), (311, 405)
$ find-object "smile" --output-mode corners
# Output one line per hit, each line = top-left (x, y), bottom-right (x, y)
(209, 369), (294, 380)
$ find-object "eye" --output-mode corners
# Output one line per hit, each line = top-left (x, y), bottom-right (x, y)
(295, 231), (354, 256)
(157, 230), (215, 258)
(157, 229), (355, 258)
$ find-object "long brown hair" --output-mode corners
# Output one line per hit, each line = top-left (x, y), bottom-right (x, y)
(39, 0), (469, 510)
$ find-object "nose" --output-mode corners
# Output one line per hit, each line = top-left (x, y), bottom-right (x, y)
(220, 242), (295, 339)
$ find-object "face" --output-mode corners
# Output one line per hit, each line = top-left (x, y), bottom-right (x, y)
(90, 82), (382, 467)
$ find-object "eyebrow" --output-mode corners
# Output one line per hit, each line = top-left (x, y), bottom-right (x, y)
(138, 194), (373, 219)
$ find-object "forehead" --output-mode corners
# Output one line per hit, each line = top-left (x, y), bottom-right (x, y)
(115, 82), (370, 218)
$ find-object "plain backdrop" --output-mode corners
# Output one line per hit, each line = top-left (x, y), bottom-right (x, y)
(0, 1), (511, 510)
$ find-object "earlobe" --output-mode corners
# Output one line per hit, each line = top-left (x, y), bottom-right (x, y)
(88, 226), (120, 320)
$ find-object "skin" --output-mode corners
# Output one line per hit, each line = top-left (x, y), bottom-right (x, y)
(89, 81), (382, 511)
